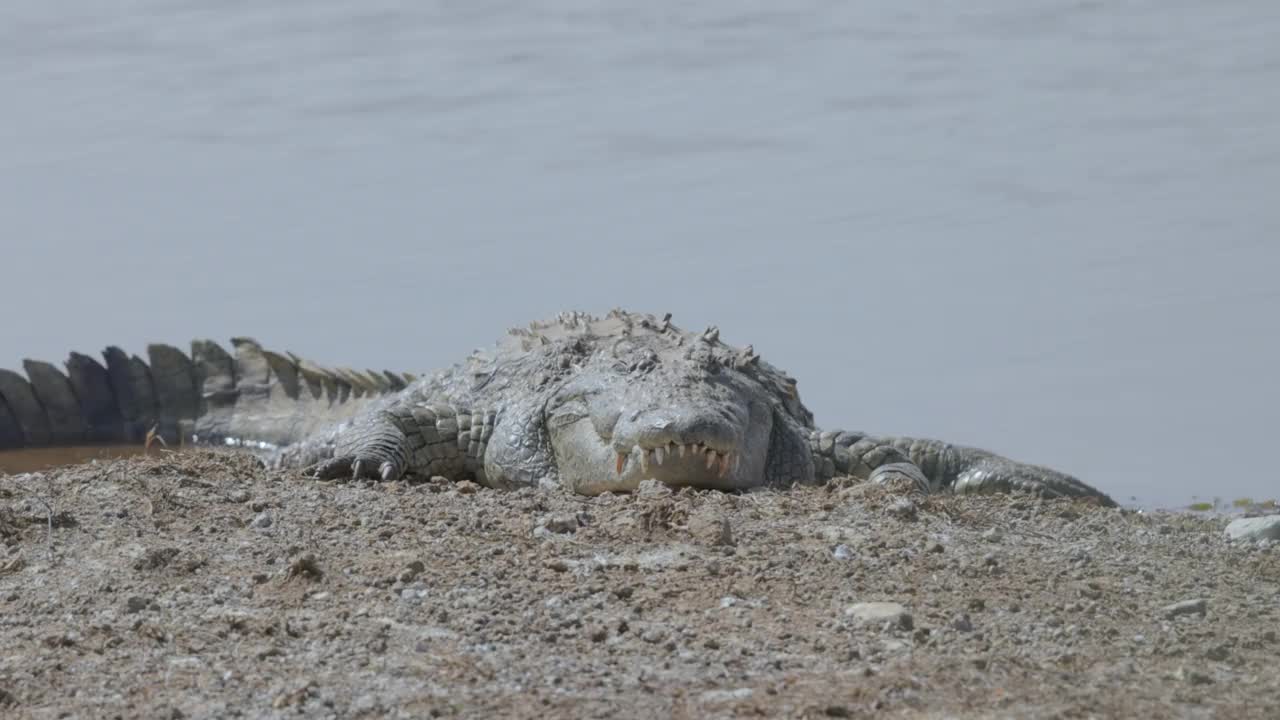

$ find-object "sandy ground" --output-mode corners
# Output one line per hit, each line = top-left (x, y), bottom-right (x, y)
(0, 450), (1276, 719)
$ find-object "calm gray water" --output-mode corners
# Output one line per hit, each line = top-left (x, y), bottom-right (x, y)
(2, 0), (1278, 507)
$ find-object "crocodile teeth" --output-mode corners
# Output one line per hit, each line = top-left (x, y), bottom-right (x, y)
(733, 453), (741, 473)
(705, 450), (717, 470)
(654, 446), (665, 465)
(638, 445), (649, 472)
(718, 453), (731, 478)
(678, 443), (687, 458)
(616, 452), (626, 475)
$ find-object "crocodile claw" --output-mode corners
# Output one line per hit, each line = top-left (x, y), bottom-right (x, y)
(311, 455), (403, 482)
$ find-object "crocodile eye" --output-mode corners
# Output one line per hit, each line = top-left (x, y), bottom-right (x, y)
(547, 396), (590, 430)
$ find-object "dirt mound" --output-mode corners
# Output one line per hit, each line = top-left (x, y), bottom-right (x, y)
(1, 451), (1276, 718)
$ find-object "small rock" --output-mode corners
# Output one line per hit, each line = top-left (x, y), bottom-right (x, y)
(641, 626), (667, 644)
(1161, 598), (1207, 620)
(454, 481), (480, 495)
(981, 527), (1003, 543)
(1204, 644), (1230, 662)
(1179, 667), (1214, 685)
(250, 512), (273, 529)
(845, 602), (913, 631)
(124, 596), (150, 614)
(538, 514), (580, 535)
(637, 479), (672, 496)
(544, 558), (570, 573)
(689, 515), (734, 547)
(887, 498), (917, 521)
(351, 694), (381, 713)
(286, 553), (323, 581)
(227, 489), (251, 504)
(399, 585), (427, 603)
(398, 560), (426, 582)
(1224, 515), (1280, 542)
(699, 688), (752, 703)
(833, 544), (853, 560)
(951, 613), (974, 632)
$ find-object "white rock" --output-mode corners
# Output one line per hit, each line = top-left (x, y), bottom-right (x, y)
(1224, 515), (1280, 542)
(700, 688), (753, 703)
(844, 602), (913, 630)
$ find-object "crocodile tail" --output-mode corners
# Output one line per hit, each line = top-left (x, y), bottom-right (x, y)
(0, 339), (412, 451)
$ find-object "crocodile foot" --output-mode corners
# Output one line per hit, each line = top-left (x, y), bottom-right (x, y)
(311, 455), (400, 481)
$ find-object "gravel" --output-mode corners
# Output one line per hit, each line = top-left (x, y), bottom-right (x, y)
(0, 450), (1276, 718)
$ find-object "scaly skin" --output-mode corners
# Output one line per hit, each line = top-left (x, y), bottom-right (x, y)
(0, 310), (1115, 506)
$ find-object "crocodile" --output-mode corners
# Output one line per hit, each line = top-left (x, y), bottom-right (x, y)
(0, 310), (1115, 505)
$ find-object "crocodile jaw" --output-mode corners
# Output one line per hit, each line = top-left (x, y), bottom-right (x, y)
(548, 403), (772, 495)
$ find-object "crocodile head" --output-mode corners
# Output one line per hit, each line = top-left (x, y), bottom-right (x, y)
(523, 317), (814, 494)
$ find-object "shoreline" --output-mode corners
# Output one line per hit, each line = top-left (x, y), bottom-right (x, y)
(1, 445), (1273, 516)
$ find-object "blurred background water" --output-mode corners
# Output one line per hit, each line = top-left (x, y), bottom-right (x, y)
(2, 0), (1277, 506)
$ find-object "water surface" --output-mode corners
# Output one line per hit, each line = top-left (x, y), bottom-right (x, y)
(2, 0), (1278, 507)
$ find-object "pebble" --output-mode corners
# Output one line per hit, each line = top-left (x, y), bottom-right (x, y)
(250, 512), (273, 529)
(399, 561), (425, 582)
(1224, 515), (1280, 543)
(1161, 598), (1207, 620)
(641, 626), (668, 644)
(637, 479), (672, 496)
(1179, 667), (1214, 686)
(399, 584), (428, 602)
(887, 499), (918, 521)
(689, 515), (734, 546)
(845, 602), (913, 631)
(227, 489), (251, 504)
(699, 688), (752, 703)
(833, 544), (853, 560)
(537, 514), (580, 535)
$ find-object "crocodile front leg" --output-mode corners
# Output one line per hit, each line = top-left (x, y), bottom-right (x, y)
(307, 397), (495, 482)
(307, 407), (410, 481)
